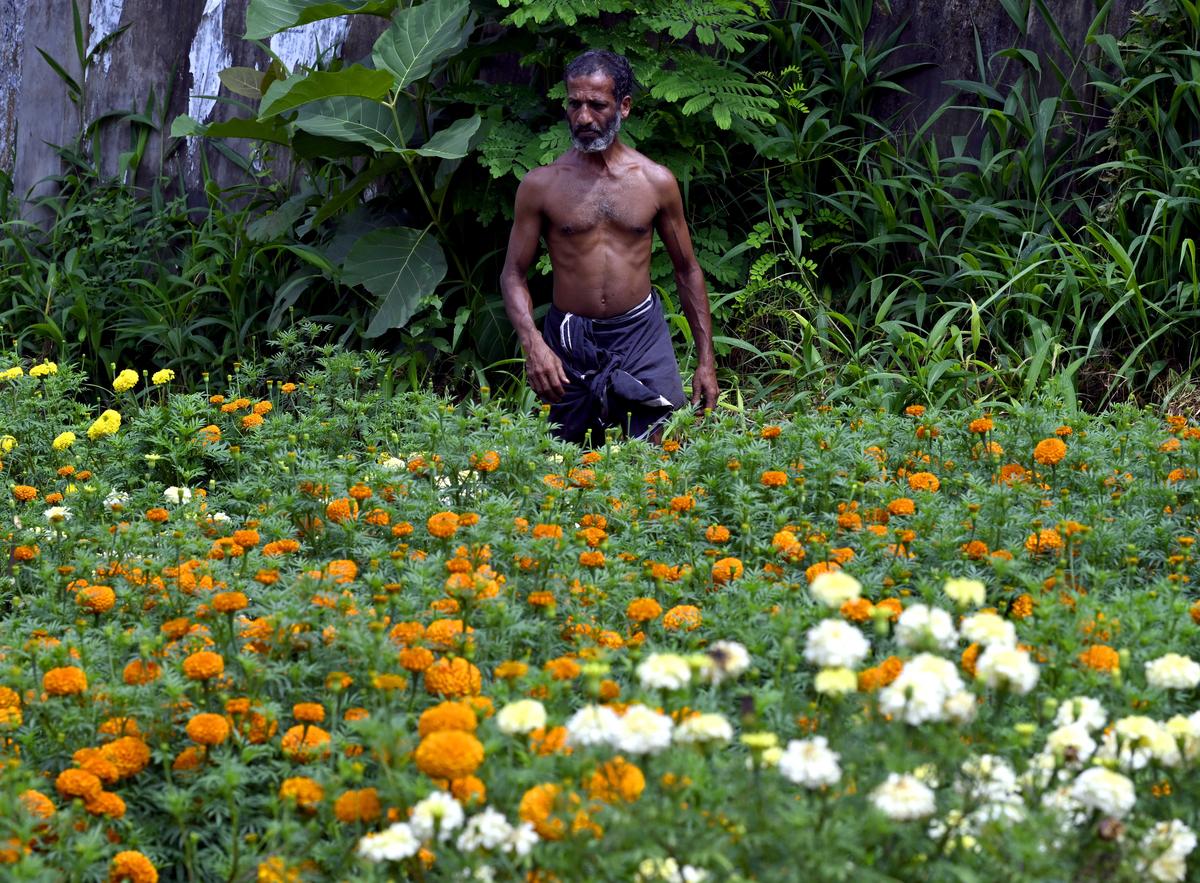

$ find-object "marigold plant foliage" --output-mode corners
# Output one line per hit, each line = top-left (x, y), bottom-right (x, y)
(2, 352), (1200, 880)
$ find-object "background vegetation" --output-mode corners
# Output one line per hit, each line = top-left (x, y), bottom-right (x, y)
(1, 0), (1198, 413)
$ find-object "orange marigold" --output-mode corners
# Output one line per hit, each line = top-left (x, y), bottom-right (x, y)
(662, 604), (702, 631)
(519, 783), (566, 840)
(907, 472), (940, 492)
(279, 776), (324, 811)
(55, 768), (102, 801)
(544, 656), (581, 681)
(1033, 437), (1067, 466)
(333, 787), (381, 823)
(427, 511), (460, 539)
(325, 498), (357, 524)
(12, 485), (38, 502)
(705, 524), (730, 543)
(399, 646), (435, 673)
(887, 498), (915, 516)
(19, 789), (54, 820)
(182, 651), (224, 681)
(293, 703), (325, 724)
(43, 666), (87, 696)
(414, 730), (485, 780)
(626, 597), (662, 622)
(186, 713), (230, 746)
(212, 591), (248, 613)
(494, 660), (529, 680)
(1078, 644), (1120, 673)
(280, 725), (331, 762)
(77, 585), (116, 614)
(110, 850), (158, 883)
(424, 657), (482, 697)
(711, 556), (744, 584)
(418, 701), (477, 738)
(760, 470), (788, 487)
(585, 756), (645, 804)
(1025, 529), (1063, 555)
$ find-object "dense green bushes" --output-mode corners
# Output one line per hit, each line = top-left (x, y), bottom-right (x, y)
(1, 0), (1198, 410)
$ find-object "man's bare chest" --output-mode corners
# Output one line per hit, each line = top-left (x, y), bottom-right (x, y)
(542, 177), (657, 238)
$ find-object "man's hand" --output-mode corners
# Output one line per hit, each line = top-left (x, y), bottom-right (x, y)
(691, 362), (719, 413)
(526, 340), (571, 403)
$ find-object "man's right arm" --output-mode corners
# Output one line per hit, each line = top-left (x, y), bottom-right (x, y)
(500, 171), (569, 402)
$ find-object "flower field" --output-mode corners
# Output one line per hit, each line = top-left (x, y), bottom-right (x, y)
(2, 351), (1200, 882)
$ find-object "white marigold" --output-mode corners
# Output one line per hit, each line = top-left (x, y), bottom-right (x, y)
(871, 773), (937, 821)
(1145, 653), (1200, 690)
(637, 653), (692, 691)
(809, 571), (862, 608)
(495, 700), (547, 736)
(960, 612), (1016, 648)
(612, 704), (674, 755)
(357, 822), (420, 862)
(975, 645), (1039, 694)
(778, 736), (841, 789)
(803, 620), (869, 669)
(1068, 767), (1136, 818)
(895, 604), (958, 652)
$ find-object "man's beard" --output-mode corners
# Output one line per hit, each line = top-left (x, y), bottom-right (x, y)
(572, 112), (621, 153)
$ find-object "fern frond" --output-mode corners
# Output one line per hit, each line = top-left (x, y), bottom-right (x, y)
(639, 0), (768, 53)
(649, 53), (777, 129)
(497, 0), (623, 27)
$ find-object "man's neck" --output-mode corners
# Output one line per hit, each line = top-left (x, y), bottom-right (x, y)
(573, 138), (625, 173)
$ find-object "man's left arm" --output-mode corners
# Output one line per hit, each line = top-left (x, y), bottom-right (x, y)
(653, 168), (719, 412)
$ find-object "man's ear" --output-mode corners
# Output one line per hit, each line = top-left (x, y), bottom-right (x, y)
(620, 95), (631, 118)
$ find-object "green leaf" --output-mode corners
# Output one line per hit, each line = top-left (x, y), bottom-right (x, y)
(219, 67), (266, 99)
(410, 115), (480, 159)
(259, 66), (395, 119)
(293, 96), (415, 151)
(245, 0), (398, 41)
(342, 227), (447, 336)
(246, 195), (309, 242)
(372, 0), (472, 91)
(170, 114), (291, 145)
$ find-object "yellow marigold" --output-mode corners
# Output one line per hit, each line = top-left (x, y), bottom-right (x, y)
(427, 511), (460, 539)
(29, 360), (57, 378)
(519, 783), (567, 840)
(1025, 528), (1063, 555)
(293, 703), (325, 724)
(418, 701), (477, 738)
(907, 471), (940, 492)
(53, 431), (76, 450)
(333, 788), (381, 823)
(414, 729), (485, 780)
(110, 850), (158, 883)
(662, 604), (702, 631)
(182, 651), (224, 681)
(87, 409), (121, 440)
(43, 666), (87, 696)
(626, 597), (662, 622)
(585, 756), (645, 804)
(55, 768), (102, 801)
(711, 556), (744, 584)
(1033, 437), (1067, 466)
(77, 584), (116, 614)
(19, 789), (55, 820)
(425, 657), (482, 697)
(151, 368), (174, 385)
(1078, 644), (1120, 673)
(279, 776), (324, 811)
(186, 713), (230, 746)
(112, 369), (139, 393)
(281, 725), (331, 762)
(760, 470), (788, 487)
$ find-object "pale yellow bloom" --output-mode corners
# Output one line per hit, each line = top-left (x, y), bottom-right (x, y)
(113, 369), (139, 392)
(0, 367), (23, 382)
(151, 368), (175, 385)
(87, 409), (122, 440)
(0, 435), (15, 453)
(52, 431), (76, 451)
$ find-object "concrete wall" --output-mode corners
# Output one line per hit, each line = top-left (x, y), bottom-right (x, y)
(0, 1), (1142, 211)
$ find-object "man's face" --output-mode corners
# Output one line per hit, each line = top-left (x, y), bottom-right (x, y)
(565, 71), (629, 153)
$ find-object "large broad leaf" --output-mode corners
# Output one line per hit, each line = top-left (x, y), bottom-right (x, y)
(343, 227), (446, 337)
(409, 114), (480, 159)
(372, 0), (472, 91)
(259, 66), (395, 119)
(170, 114), (291, 145)
(245, 0), (398, 40)
(219, 67), (266, 99)
(293, 95), (415, 151)
(246, 194), (309, 242)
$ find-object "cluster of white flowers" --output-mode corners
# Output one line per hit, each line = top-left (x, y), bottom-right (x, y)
(1139, 820), (1197, 883)
(358, 797), (537, 865)
(778, 736), (841, 789)
(495, 699), (547, 736)
(565, 703), (675, 755)
(634, 857), (710, 882)
(895, 604), (958, 652)
(43, 505), (71, 523)
(1095, 715), (1185, 770)
(960, 612), (1016, 648)
(871, 773), (937, 821)
(975, 645), (1039, 694)
(804, 620), (869, 669)
(809, 571), (862, 608)
(1145, 653), (1200, 690)
(163, 485), (192, 505)
(1069, 767), (1137, 817)
(674, 713), (734, 744)
(637, 653), (692, 690)
(878, 654), (974, 725)
(1054, 695), (1108, 731)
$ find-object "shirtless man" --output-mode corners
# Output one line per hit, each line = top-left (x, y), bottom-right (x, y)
(500, 49), (719, 445)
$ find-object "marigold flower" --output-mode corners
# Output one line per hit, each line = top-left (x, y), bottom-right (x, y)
(840, 597), (874, 622)
(968, 417), (993, 434)
(414, 730), (485, 780)
(627, 597), (662, 622)
(112, 369), (139, 393)
(887, 498), (915, 516)
(279, 777), (324, 811)
(333, 787), (381, 823)
(760, 470), (788, 487)
(87, 409), (121, 440)
(471, 450), (500, 471)
(12, 485), (37, 502)
(55, 768), (102, 801)
(1033, 437), (1067, 466)
(670, 494), (695, 512)
(86, 790), (127, 819)
(711, 556), (744, 584)
(145, 507), (169, 523)
(110, 850), (158, 883)
(19, 789), (55, 820)
(182, 651), (224, 681)
(494, 660), (529, 680)
(585, 756), (645, 804)
(904, 405), (925, 417)
(761, 424), (782, 438)
(418, 701), (477, 738)
(29, 360), (57, 378)
(325, 497), (357, 523)
(1025, 528), (1063, 555)
(152, 368), (175, 385)
(1079, 644), (1120, 673)
(961, 539), (989, 559)
(519, 783), (567, 840)
(544, 656), (581, 680)
(77, 584), (116, 614)
(43, 666), (87, 696)
(578, 550), (605, 568)
(907, 471), (940, 492)
(424, 657), (482, 697)
(186, 713), (230, 746)
(293, 703), (325, 724)
(213, 592), (248, 613)
(1010, 594), (1034, 619)
(705, 524), (730, 543)
(281, 724), (331, 762)
(101, 737), (151, 778)
(662, 604), (702, 631)
(399, 647), (435, 673)
(52, 431), (76, 450)
(427, 511), (460, 539)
